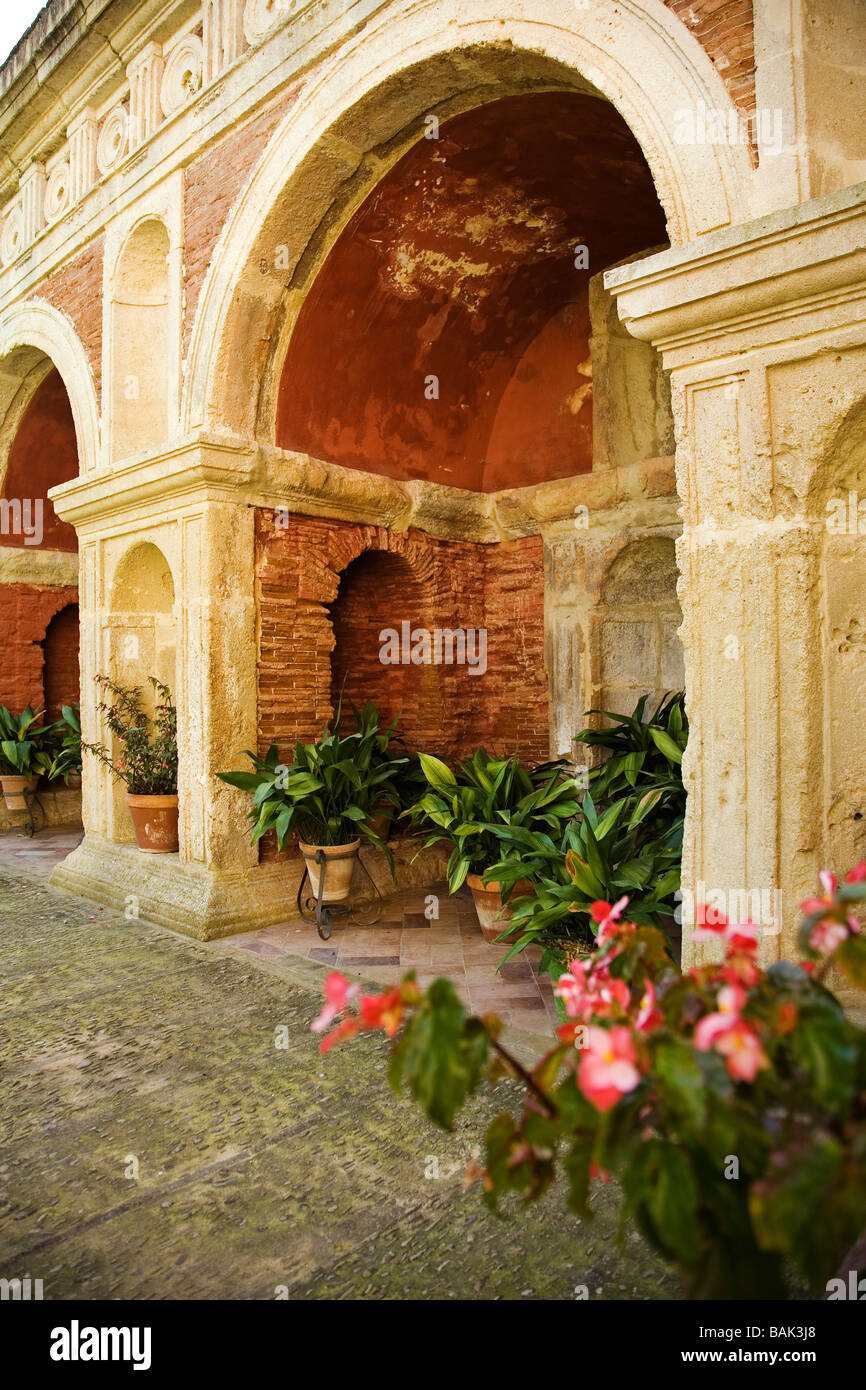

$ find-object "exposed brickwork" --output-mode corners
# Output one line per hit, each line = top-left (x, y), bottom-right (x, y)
(254, 510), (549, 856)
(29, 238), (104, 402)
(663, 0), (756, 132)
(1, 368), (79, 551)
(183, 92), (299, 354)
(0, 583), (78, 712)
(42, 602), (80, 718)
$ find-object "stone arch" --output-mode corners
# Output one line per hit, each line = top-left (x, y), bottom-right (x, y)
(598, 534), (684, 717)
(184, 0), (752, 439)
(0, 300), (99, 477)
(108, 217), (171, 463)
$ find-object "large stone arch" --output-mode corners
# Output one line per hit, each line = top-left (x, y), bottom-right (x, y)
(0, 299), (100, 479)
(183, 0), (753, 439)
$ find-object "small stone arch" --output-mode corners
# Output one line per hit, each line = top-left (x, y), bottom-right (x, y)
(108, 217), (172, 462)
(0, 299), (99, 477)
(42, 602), (80, 721)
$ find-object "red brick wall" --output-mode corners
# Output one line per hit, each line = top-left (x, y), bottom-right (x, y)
(183, 92), (299, 353)
(1, 369), (79, 551)
(0, 584), (78, 713)
(255, 510), (549, 766)
(42, 602), (80, 718)
(29, 238), (104, 403)
(663, 0), (756, 130)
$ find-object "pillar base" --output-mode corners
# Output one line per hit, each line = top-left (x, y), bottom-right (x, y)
(50, 833), (448, 940)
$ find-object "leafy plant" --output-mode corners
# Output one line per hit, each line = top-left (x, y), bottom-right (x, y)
(0, 704), (55, 778)
(403, 749), (581, 894)
(575, 691), (687, 855)
(47, 703), (82, 783)
(481, 695), (688, 971)
(81, 677), (177, 795)
(217, 701), (407, 871)
(488, 792), (682, 974)
(312, 866), (866, 1301)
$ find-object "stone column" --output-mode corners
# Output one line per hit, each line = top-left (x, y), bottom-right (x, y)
(608, 182), (866, 961)
(127, 43), (164, 151)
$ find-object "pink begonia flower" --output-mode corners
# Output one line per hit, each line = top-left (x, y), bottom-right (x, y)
(845, 861), (866, 883)
(577, 1026), (641, 1112)
(635, 979), (662, 1032)
(712, 1019), (769, 1082)
(693, 983), (747, 1050)
(692, 913), (760, 955)
(554, 962), (629, 1020)
(591, 896), (631, 945)
(808, 919), (850, 955)
(310, 971), (359, 1033)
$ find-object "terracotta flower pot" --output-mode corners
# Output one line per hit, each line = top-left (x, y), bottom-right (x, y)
(467, 873), (534, 943)
(366, 806), (393, 842)
(126, 793), (179, 853)
(1, 774), (38, 811)
(299, 839), (360, 903)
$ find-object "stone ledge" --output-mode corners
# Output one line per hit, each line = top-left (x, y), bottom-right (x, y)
(50, 833), (448, 941)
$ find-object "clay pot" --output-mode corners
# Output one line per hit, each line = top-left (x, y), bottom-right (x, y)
(366, 805), (393, 843)
(126, 793), (179, 853)
(299, 839), (360, 903)
(1, 774), (38, 811)
(467, 873), (534, 944)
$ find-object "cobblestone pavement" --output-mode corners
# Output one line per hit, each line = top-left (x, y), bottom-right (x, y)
(0, 827), (675, 1301)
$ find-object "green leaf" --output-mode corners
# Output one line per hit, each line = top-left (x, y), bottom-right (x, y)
(649, 727), (683, 765)
(388, 980), (488, 1128)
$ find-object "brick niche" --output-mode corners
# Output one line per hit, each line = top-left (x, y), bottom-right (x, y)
(0, 587), (79, 713)
(255, 510), (549, 765)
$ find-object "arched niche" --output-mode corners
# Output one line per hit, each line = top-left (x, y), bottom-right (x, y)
(109, 218), (171, 463)
(328, 549), (444, 749)
(103, 541), (177, 841)
(1, 367), (79, 551)
(42, 603), (80, 720)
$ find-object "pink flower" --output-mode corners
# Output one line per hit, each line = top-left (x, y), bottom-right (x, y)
(808, 919), (849, 955)
(577, 1026), (641, 1112)
(845, 861), (866, 884)
(554, 967), (589, 1019)
(310, 971), (359, 1034)
(694, 983), (747, 1050)
(713, 1019), (769, 1082)
(591, 896), (630, 943)
(634, 979), (662, 1032)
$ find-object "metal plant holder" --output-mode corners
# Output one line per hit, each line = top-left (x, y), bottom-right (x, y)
(296, 846), (382, 939)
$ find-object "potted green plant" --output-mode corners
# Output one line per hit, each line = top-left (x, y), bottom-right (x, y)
(345, 701), (408, 843)
(81, 676), (179, 852)
(404, 749), (581, 940)
(218, 711), (399, 904)
(0, 704), (55, 809)
(47, 703), (82, 788)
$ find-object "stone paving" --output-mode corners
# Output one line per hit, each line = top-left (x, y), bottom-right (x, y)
(0, 826), (675, 1300)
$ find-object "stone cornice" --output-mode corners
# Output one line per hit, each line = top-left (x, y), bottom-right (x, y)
(47, 430), (679, 540)
(607, 181), (866, 362)
(0, 543), (79, 585)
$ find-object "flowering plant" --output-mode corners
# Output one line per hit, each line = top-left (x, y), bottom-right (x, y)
(311, 869), (866, 1299)
(82, 676), (177, 796)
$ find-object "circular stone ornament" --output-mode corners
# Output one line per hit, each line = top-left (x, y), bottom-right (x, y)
(96, 105), (129, 175)
(0, 204), (24, 266)
(243, 0), (293, 45)
(160, 35), (204, 117)
(44, 160), (72, 222)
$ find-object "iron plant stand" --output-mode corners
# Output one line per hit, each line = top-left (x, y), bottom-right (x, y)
(296, 847), (382, 940)
(21, 786), (45, 838)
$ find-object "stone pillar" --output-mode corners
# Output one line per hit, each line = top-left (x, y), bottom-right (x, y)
(127, 43), (164, 151)
(49, 439), (294, 940)
(19, 162), (45, 244)
(67, 109), (99, 204)
(203, 0), (246, 85)
(608, 182), (866, 961)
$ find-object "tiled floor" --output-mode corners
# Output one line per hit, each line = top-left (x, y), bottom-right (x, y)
(0, 827), (559, 1040)
(223, 878), (559, 1037)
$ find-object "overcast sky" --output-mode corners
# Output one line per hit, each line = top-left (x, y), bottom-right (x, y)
(0, 1), (48, 67)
